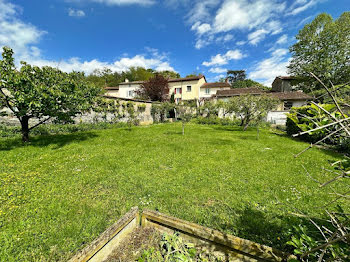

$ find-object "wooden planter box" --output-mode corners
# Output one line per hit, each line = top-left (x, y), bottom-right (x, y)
(69, 207), (295, 262)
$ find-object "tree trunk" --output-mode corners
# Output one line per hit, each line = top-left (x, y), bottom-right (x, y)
(182, 122), (185, 135)
(20, 116), (30, 142)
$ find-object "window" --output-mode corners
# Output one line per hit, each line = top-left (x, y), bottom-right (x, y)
(187, 86), (191, 92)
(284, 101), (293, 110)
(127, 90), (134, 97)
(175, 88), (182, 94)
(205, 88), (210, 94)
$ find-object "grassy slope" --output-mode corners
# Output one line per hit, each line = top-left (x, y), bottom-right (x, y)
(0, 123), (347, 261)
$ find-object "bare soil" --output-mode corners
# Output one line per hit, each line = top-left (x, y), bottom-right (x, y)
(104, 226), (161, 262)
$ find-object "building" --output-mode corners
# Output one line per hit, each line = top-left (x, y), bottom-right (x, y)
(271, 76), (297, 92)
(215, 78), (313, 125)
(104, 75), (231, 103)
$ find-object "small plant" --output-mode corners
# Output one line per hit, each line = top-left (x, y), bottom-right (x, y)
(138, 232), (222, 262)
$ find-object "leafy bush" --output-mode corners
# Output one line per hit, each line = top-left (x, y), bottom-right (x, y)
(286, 104), (349, 150)
(0, 122), (127, 138)
(195, 116), (240, 126)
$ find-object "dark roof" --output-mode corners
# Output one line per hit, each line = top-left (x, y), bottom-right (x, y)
(201, 82), (231, 88)
(215, 88), (312, 101)
(276, 76), (296, 80)
(268, 92), (312, 100)
(216, 88), (265, 97)
(118, 75), (206, 86)
(119, 81), (145, 85)
(168, 75), (206, 83)
(104, 86), (119, 90)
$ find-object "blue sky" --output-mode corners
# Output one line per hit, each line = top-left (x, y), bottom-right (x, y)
(0, 0), (348, 86)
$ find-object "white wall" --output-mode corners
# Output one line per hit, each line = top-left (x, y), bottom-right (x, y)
(266, 111), (288, 125)
(118, 84), (141, 99)
(199, 87), (230, 99)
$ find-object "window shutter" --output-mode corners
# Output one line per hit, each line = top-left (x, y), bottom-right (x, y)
(175, 89), (177, 94)
(180, 88), (182, 94)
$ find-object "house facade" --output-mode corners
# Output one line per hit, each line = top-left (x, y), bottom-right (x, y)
(215, 78), (312, 125)
(104, 75), (231, 103)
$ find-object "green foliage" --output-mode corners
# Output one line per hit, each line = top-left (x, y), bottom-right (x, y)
(288, 12), (350, 92)
(137, 104), (146, 113)
(231, 79), (270, 90)
(86, 67), (180, 89)
(151, 102), (175, 123)
(138, 232), (222, 262)
(226, 95), (278, 130)
(0, 47), (101, 141)
(0, 123), (346, 261)
(195, 116), (240, 126)
(0, 122), (127, 138)
(286, 104), (349, 151)
(198, 101), (220, 118)
(287, 221), (350, 261)
(226, 70), (246, 84)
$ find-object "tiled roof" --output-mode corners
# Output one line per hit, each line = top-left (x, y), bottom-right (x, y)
(268, 92), (312, 100)
(216, 88), (265, 97)
(168, 75), (205, 83)
(119, 81), (145, 85)
(201, 82), (231, 88)
(215, 88), (312, 100)
(276, 76), (296, 80)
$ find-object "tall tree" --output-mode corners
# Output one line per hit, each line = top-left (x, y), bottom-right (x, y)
(226, 70), (246, 85)
(288, 12), (350, 93)
(136, 74), (169, 102)
(0, 47), (101, 142)
(231, 79), (269, 90)
(158, 70), (180, 79)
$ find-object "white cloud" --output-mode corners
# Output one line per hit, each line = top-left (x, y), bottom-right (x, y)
(0, 1), (175, 75)
(276, 34), (288, 45)
(249, 48), (290, 86)
(203, 49), (245, 67)
(212, 0), (285, 33)
(68, 8), (86, 17)
(66, 0), (155, 6)
(248, 29), (268, 45)
(0, 0), (46, 61)
(27, 54), (175, 74)
(216, 34), (233, 43)
(191, 22), (212, 35)
(186, 0), (286, 49)
(236, 40), (246, 46)
(287, 0), (319, 16)
(209, 67), (227, 73)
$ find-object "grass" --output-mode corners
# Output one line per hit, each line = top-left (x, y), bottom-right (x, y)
(0, 123), (347, 261)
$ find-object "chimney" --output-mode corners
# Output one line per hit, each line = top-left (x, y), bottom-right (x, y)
(125, 78), (129, 83)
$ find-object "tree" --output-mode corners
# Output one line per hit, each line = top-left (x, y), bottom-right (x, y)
(231, 79), (269, 90)
(227, 95), (278, 131)
(175, 104), (194, 135)
(136, 74), (169, 102)
(186, 72), (203, 78)
(288, 12), (350, 93)
(0, 47), (101, 142)
(158, 70), (180, 79)
(226, 70), (246, 84)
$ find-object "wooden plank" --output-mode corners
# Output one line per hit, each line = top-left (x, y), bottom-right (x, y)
(142, 209), (294, 261)
(68, 207), (139, 262)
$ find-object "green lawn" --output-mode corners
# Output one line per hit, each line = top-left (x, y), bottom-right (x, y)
(0, 123), (347, 261)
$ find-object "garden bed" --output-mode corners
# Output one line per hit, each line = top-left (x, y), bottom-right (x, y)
(70, 207), (295, 262)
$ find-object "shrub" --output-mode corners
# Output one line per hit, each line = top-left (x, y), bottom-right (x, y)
(286, 104), (349, 150)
